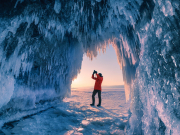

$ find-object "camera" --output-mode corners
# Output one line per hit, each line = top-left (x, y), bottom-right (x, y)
(93, 70), (97, 74)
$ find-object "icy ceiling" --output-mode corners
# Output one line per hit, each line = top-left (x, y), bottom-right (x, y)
(0, 0), (152, 99)
(0, 0), (180, 134)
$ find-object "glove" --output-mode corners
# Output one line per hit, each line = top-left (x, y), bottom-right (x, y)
(93, 70), (97, 74)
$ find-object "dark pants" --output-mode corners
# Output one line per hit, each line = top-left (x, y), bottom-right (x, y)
(92, 90), (101, 105)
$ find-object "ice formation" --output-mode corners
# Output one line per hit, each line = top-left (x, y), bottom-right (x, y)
(0, 0), (180, 134)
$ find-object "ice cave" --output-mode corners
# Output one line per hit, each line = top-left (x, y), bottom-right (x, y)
(0, 0), (180, 134)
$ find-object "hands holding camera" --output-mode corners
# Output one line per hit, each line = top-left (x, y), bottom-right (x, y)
(93, 70), (97, 74)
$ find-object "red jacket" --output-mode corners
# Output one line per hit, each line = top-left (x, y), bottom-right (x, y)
(92, 73), (103, 90)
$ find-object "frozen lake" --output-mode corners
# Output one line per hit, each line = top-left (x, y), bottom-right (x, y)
(1, 86), (129, 135)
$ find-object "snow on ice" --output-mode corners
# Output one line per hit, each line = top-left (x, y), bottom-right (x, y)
(1, 87), (129, 135)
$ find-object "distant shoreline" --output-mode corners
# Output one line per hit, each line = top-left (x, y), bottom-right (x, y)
(71, 85), (124, 89)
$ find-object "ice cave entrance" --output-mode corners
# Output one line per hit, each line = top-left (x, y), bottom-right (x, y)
(71, 45), (124, 91)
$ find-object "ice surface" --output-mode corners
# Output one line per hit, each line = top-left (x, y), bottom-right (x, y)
(1, 87), (129, 135)
(0, 0), (180, 134)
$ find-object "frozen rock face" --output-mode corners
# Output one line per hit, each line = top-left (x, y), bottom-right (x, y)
(0, 0), (180, 134)
(127, 1), (180, 134)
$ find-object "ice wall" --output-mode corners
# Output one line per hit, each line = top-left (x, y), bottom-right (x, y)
(0, 0), (85, 126)
(0, 0), (180, 134)
(126, 1), (180, 134)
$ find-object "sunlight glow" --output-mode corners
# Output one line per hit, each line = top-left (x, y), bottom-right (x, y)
(72, 78), (78, 82)
(71, 45), (124, 88)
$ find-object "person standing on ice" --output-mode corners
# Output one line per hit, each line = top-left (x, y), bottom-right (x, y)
(90, 70), (103, 107)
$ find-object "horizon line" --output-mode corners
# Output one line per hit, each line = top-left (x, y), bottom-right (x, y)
(71, 85), (124, 89)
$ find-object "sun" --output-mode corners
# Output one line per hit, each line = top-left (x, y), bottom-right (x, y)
(72, 78), (78, 82)
(71, 77), (81, 88)
(72, 78), (79, 84)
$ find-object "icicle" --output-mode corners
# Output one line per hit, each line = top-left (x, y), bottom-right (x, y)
(14, 0), (24, 8)
(54, 0), (61, 14)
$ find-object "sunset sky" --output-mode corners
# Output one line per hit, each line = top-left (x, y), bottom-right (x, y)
(71, 45), (124, 88)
